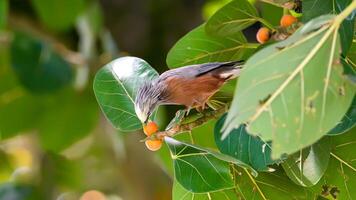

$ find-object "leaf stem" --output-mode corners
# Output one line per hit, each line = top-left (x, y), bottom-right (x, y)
(141, 106), (227, 141)
(257, 17), (276, 31)
(330, 152), (356, 172)
(244, 168), (267, 200)
(243, 43), (260, 49)
(334, 1), (356, 26)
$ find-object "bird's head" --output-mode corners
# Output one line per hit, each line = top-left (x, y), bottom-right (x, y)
(135, 82), (163, 124)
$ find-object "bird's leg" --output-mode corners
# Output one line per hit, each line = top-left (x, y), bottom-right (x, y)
(185, 106), (192, 116)
(195, 106), (204, 113)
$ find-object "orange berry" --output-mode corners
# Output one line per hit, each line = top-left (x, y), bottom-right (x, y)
(145, 139), (163, 151)
(143, 121), (159, 136)
(80, 190), (106, 200)
(256, 27), (270, 44)
(280, 15), (298, 27)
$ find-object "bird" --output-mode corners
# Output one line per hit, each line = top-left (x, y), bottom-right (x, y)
(134, 61), (244, 124)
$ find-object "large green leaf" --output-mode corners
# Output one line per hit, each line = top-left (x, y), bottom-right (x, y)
(232, 166), (315, 199)
(223, 15), (355, 158)
(311, 129), (356, 199)
(173, 167), (316, 200)
(38, 89), (99, 152)
(31, 0), (85, 31)
(215, 114), (279, 171)
(173, 180), (239, 200)
(205, 0), (259, 36)
(303, 0), (355, 55)
(10, 32), (73, 94)
(93, 56), (159, 132)
(328, 96), (355, 135)
(166, 24), (256, 68)
(282, 137), (331, 187)
(165, 137), (256, 193)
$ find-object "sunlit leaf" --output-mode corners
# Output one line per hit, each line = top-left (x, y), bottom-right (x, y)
(202, 0), (231, 20)
(93, 56), (159, 132)
(303, 0), (355, 55)
(10, 32), (73, 93)
(206, 0), (259, 36)
(166, 25), (256, 68)
(282, 137), (331, 187)
(215, 114), (279, 171)
(31, 0), (85, 31)
(223, 15), (355, 158)
(165, 137), (256, 193)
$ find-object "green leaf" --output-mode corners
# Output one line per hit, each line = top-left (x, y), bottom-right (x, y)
(348, 36), (356, 64)
(0, 0), (8, 30)
(38, 89), (99, 152)
(282, 137), (331, 187)
(173, 180), (239, 200)
(259, 1), (284, 27)
(303, 0), (355, 55)
(93, 56), (159, 132)
(202, 0), (231, 20)
(223, 15), (355, 158)
(173, 166), (316, 200)
(311, 129), (356, 199)
(205, 0), (259, 36)
(328, 96), (355, 135)
(165, 137), (256, 193)
(343, 36), (356, 82)
(31, 0), (85, 31)
(10, 32), (73, 94)
(232, 166), (315, 199)
(166, 24), (256, 68)
(215, 114), (279, 171)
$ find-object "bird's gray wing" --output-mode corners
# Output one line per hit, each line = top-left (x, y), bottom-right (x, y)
(159, 61), (244, 80)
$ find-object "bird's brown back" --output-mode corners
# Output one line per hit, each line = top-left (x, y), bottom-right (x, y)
(162, 74), (225, 107)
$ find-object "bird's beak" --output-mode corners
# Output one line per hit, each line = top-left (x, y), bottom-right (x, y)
(143, 117), (149, 125)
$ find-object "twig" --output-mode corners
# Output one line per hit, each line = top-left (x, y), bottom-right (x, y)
(141, 106), (227, 142)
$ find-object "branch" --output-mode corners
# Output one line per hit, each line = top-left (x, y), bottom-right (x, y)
(141, 106), (228, 142)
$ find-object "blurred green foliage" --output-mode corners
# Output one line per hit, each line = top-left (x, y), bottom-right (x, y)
(0, 0), (355, 200)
